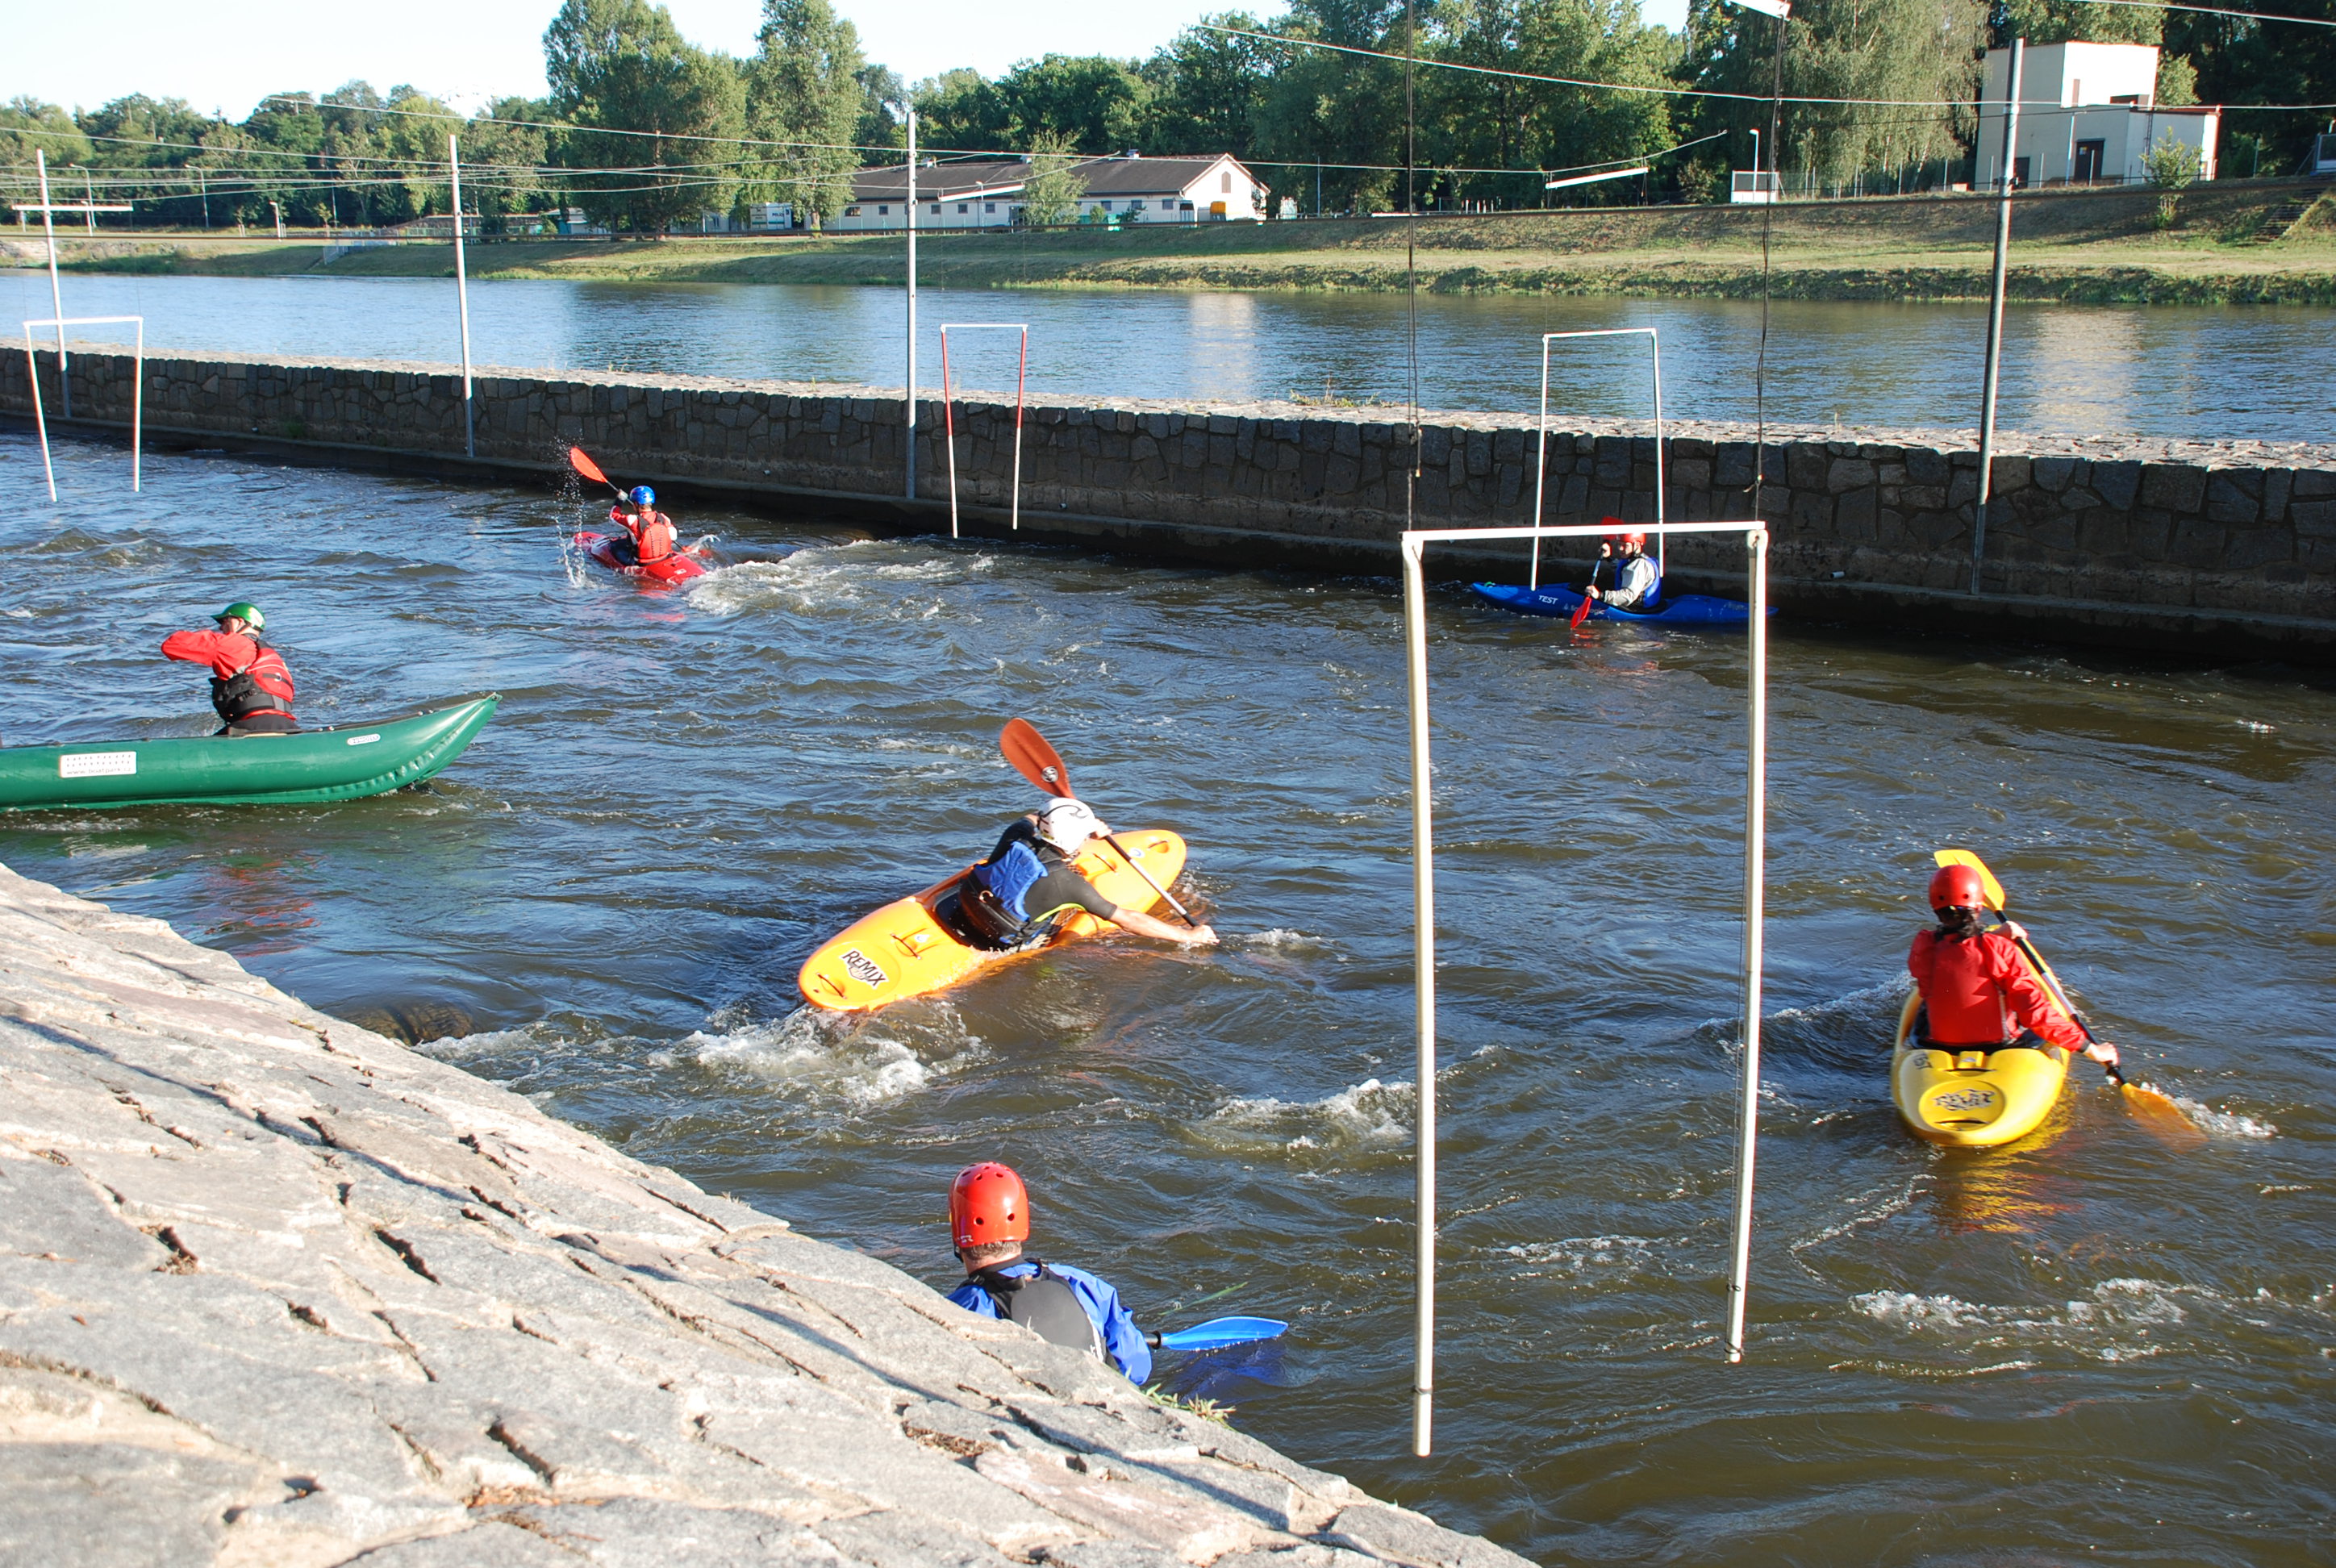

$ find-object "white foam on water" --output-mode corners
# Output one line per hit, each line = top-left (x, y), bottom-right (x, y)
(2236, 719), (2276, 733)
(1502, 1235), (1661, 1279)
(677, 1005), (982, 1106)
(1243, 928), (1324, 950)
(2171, 1096), (2276, 1140)
(1208, 1077), (1415, 1149)
(686, 541), (981, 618)
(1853, 1275), (2207, 1359)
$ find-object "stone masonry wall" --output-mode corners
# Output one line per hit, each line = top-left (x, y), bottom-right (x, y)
(0, 859), (1533, 1568)
(6, 348), (2333, 653)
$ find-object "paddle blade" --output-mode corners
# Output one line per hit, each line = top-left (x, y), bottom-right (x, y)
(1157, 1316), (1287, 1353)
(2122, 1081), (2209, 1151)
(1568, 590), (1596, 629)
(1001, 718), (1074, 797)
(1933, 848), (2009, 912)
(568, 446), (610, 486)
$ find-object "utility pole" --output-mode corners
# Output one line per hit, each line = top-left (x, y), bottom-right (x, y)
(1972, 36), (2025, 596)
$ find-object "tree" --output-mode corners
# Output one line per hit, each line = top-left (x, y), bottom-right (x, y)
(916, 68), (1006, 150)
(854, 64), (907, 152)
(1137, 14), (1274, 156)
(1020, 131), (1087, 223)
(0, 97), (94, 168)
(745, 0), (868, 226)
(992, 55), (1153, 153)
(544, 0), (746, 231)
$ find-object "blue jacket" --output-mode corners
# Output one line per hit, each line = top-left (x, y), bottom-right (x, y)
(949, 1260), (1153, 1384)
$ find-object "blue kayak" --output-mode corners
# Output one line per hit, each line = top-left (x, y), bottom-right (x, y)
(1469, 582), (1767, 626)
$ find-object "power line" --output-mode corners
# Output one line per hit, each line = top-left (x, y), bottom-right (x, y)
(2081, 0), (2336, 27)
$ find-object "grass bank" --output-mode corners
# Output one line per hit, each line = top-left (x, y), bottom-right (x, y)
(13, 179), (2333, 305)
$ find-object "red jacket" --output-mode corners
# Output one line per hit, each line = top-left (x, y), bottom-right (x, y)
(1908, 928), (2086, 1052)
(161, 629), (296, 719)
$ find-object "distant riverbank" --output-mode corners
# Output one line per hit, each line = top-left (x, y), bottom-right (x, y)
(10, 180), (2334, 307)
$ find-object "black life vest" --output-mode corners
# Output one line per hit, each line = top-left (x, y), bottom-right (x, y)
(973, 1260), (1105, 1363)
(211, 637), (295, 724)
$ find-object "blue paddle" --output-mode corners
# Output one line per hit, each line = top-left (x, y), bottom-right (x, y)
(1149, 1316), (1288, 1353)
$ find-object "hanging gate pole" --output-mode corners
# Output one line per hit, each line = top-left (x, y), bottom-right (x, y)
(38, 152), (67, 419)
(1972, 36), (2025, 595)
(936, 324), (1032, 542)
(1725, 528), (1770, 1362)
(1400, 534), (1438, 1458)
(449, 135), (475, 458)
(905, 111), (919, 503)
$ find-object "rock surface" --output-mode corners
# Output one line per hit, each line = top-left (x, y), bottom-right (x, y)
(0, 862), (1523, 1568)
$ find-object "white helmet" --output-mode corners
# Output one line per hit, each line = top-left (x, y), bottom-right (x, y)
(1036, 798), (1108, 852)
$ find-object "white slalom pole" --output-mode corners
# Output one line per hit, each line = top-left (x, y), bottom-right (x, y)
(905, 111), (919, 503)
(1651, 331), (1666, 582)
(449, 134), (475, 458)
(1725, 526), (1770, 1362)
(1401, 533), (1439, 1456)
(1529, 346), (1550, 590)
(38, 152), (67, 420)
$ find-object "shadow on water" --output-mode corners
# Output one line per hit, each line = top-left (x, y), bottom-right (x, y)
(3, 427), (2331, 1564)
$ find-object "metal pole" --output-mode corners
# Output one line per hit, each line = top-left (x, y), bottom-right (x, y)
(1724, 527), (1769, 1362)
(38, 152), (68, 419)
(24, 332), (56, 502)
(905, 111), (919, 503)
(82, 169), (96, 234)
(1651, 331), (1666, 582)
(131, 318), (144, 493)
(449, 134), (475, 458)
(1401, 534), (1438, 1457)
(941, 327), (958, 539)
(1012, 326), (1026, 532)
(1529, 345), (1551, 589)
(1972, 36), (2024, 596)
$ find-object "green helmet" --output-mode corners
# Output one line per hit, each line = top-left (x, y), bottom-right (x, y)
(214, 602), (264, 631)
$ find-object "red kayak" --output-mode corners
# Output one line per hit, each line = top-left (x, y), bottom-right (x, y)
(574, 530), (710, 586)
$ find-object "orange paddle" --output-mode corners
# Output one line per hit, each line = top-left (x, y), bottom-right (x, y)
(999, 719), (1196, 925)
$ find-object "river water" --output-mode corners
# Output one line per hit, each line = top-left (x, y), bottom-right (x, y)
(6, 427), (2331, 1565)
(9, 269), (2336, 442)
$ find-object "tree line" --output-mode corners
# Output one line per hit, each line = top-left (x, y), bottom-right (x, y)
(3, 0), (2330, 235)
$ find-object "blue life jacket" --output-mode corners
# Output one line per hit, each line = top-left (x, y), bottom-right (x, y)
(971, 840), (1048, 924)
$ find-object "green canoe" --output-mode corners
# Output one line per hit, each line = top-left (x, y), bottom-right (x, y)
(0, 695), (500, 812)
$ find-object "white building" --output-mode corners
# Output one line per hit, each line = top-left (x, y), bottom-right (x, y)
(1974, 42), (2219, 188)
(829, 153), (1269, 231)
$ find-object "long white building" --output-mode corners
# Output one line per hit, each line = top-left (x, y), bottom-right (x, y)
(1974, 42), (2219, 188)
(829, 152), (1270, 232)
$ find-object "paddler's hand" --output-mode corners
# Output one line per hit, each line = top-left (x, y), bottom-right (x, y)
(1177, 923), (1219, 948)
(2083, 1040), (2121, 1069)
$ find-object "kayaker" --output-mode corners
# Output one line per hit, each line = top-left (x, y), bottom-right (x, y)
(1909, 864), (2118, 1070)
(944, 1161), (1152, 1385)
(954, 797), (1217, 950)
(608, 485), (677, 567)
(1585, 531), (1660, 611)
(159, 602), (298, 736)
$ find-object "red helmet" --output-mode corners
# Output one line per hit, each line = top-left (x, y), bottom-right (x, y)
(949, 1161), (1029, 1250)
(1600, 519), (1647, 550)
(1928, 863), (1986, 911)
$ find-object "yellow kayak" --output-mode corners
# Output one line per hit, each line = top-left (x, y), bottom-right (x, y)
(1889, 991), (2072, 1148)
(798, 830), (1187, 1011)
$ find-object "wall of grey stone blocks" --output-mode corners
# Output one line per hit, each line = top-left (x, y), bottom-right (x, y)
(7, 348), (2331, 648)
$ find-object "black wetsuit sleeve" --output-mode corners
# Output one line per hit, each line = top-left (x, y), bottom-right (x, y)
(984, 819), (1037, 865)
(1026, 861), (1120, 921)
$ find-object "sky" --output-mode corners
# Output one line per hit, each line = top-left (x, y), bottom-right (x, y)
(3, 0), (1692, 121)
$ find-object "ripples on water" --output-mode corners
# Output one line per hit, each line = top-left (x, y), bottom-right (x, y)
(6, 429), (2332, 1564)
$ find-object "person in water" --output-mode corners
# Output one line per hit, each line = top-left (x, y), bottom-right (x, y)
(160, 601), (298, 736)
(1585, 531), (1660, 612)
(608, 485), (678, 567)
(954, 797), (1216, 950)
(945, 1161), (1152, 1384)
(1908, 863), (2119, 1069)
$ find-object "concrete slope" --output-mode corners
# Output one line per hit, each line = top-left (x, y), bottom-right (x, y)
(0, 861), (1520, 1568)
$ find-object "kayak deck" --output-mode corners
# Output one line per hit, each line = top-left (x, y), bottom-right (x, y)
(0, 695), (500, 811)
(576, 530), (708, 585)
(1888, 991), (2071, 1148)
(1470, 582), (1762, 625)
(799, 829), (1188, 1011)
